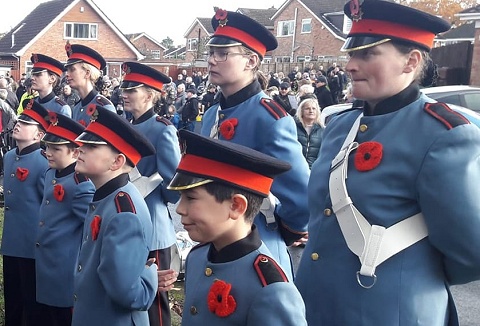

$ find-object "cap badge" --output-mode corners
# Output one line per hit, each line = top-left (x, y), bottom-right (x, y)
(26, 99), (34, 111)
(32, 53), (39, 64)
(350, 0), (364, 22)
(47, 112), (58, 126)
(215, 8), (228, 27)
(65, 41), (72, 57)
(122, 63), (131, 75)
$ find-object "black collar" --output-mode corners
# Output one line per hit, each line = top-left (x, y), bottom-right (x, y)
(81, 89), (99, 106)
(208, 225), (262, 263)
(93, 173), (129, 201)
(38, 92), (55, 104)
(132, 108), (155, 125)
(55, 162), (76, 178)
(17, 142), (40, 155)
(219, 80), (262, 109)
(364, 83), (421, 116)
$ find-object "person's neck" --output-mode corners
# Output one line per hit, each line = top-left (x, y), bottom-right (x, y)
(131, 104), (152, 120)
(221, 78), (254, 99)
(77, 83), (94, 99)
(16, 140), (38, 152)
(37, 88), (53, 99)
(212, 222), (251, 252)
(304, 119), (315, 127)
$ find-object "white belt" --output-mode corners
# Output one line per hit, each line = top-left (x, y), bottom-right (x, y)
(328, 114), (428, 288)
(260, 193), (277, 225)
(129, 166), (163, 198)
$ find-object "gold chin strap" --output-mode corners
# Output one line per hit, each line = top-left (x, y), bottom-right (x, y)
(341, 38), (391, 52)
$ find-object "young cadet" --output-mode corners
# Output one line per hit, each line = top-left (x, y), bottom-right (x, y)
(168, 130), (307, 326)
(63, 42), (116, 126)
(72, 105), (158, 326)
(200, 8), (310, 280)
(35, 113), (95, 326)
(0, 99), (49, 326)
(295, 1), (480, 325)
(30, 53), (72, 117)
(120, 61), (181, 326)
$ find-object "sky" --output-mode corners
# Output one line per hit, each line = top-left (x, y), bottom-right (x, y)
(0, 0), (285, 46)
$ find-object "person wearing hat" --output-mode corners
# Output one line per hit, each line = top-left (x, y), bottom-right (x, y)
(35, 113), (95, 326)
(1, 99), (49, 326)
(169, 130), (307, 325)
(294, 1), (480, 325)
(17, 77), (39, 115)
(179, 86), (199, 131)
(200, 8), (310, 281)
(120, 61), (181, 326)
(30, 53), (72, 118)
(272, 81), (298, 115)
(313, 75), (334, 109)
(71, 105), (158, 326)
(63, 42), (116, 126)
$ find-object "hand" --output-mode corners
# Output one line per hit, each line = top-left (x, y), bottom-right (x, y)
(291, 233), (309, 247)
(157, 269), (178, 292)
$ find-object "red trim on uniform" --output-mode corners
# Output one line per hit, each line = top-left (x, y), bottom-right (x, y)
(213, 25), (267, 57)
(69, 53), (101, 70)
(48, 125), (81, 144)
(23, 110), (49, 130)
(124, 72), (164, 91)
(33, 62), (63, 76)
(86, 123), (141, 164)
(350, 19), (435, 49)
(178, 154), (273, 196)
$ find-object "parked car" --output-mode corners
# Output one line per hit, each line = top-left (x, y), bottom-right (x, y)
(421, 85), (480, 113)
(171, 231), (197, 281)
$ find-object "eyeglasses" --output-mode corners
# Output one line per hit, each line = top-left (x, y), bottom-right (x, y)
(207, 51), (249, 62)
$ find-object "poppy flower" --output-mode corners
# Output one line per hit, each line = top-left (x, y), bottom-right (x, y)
(65, 41), (72, 55)
(207, 280), (236, 317)
(86, 104), (96, 116)
(219, 118), (238, 140)
(91, 215), (102, 241)
(53, 184), (65, 202)
(25, 99), (34, 111)
(48, 111), (58, 126)
(79, 120), (86, 127)
(16, 167), (29, 181)
(354, 141), (383, 172)
(215, 9), (228, 21)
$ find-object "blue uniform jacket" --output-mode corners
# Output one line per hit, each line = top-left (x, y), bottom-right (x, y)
(36, 92), (72, 117)
(72, 174), (157, 326)
(36, 164), (95, 307)
(72, 90), (115, 126)
(295, 85), (480, 325)
(132, 109), (181, 250)
(183, 227), (307, 326)
(1, 144), (48, 258)
(201, 81), (310, 279)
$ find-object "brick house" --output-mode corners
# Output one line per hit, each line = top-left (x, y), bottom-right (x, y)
(457, 5), (480, 86)
(0, 0), (143, 82)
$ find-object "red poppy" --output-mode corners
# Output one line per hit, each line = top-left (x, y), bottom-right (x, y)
(65, 41), (72, 55)
(53, 184), (65, 202)
(48, 111), (58, 126)
(79, 120), (87, 127)
(91, 215), (102, 241)
(354, 141), (383, 172)
(219, 118), (238, 140)
(26, 99), (34, 110)
(86, 104), (96, 116)
(16, 167), (29, 181)
(207, 280), (236, 317)
(215, 9), (228, 21)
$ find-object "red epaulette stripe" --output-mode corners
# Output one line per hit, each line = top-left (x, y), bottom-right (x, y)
(260, 98), (288, 120)
(424, 102), (470, 130)
(254, 254), (288, 287)
(114, 191), (136, 213)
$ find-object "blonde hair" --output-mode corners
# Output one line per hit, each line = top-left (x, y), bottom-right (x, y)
(296, 98), (323, 128)
(80, 62), (102, 85)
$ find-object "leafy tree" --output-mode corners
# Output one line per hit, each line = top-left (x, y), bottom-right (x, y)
(161, 37), (174, 49)
(398, 0), (477, 24)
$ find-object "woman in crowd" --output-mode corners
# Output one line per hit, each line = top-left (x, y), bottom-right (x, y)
(295, 97), (323, 169)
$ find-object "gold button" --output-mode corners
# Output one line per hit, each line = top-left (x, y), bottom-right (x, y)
(78, 265), (82, 272)
(205, 268), (213, 276)
(219, 114), (225, 119)
(190, 306), (198, 315)
(311, 253), (319, 260)
(10, 173), (14, 177)
(324, 208), (332, 216)
(359, 124), (368, 132)
(52, 180), (57, 184)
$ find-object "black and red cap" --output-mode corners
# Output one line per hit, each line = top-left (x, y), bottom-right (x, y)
(42, 112), (85, 146)
(342, 0), (451, 52)
(168, 130), (291, 197)
(207, 8), (277, 59)
(18, 99), (50, 131)
(31, 53), (64, 77)
(64, 41), (106, 70)
(75, 105), (155, 165)
(120, 62), (170, 92)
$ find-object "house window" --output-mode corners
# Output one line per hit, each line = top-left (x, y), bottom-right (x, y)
(188, 38), (198, 51)
(277, 20), (295, 37)
(64, 23), (98, 39)
(275, 56), (291, 63)
(297, 56), (311, 62)
(301, 19), (311, 33)
(151, 50), (161, 59)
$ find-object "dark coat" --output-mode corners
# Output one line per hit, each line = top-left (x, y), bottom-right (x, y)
(296, 121), (323, 168)
(314, 85), (334, 109)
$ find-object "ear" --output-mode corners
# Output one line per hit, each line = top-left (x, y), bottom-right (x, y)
(34, 130), (45, 141)
(229, 194), (248, 220)
(403, 49), (422, 74)
(72, 147), (80, 159)
(245, 54), (260, 71)
(110, 152), (127, 171)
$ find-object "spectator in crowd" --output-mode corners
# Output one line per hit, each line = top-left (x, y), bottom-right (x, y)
(16, 75), (28, 102)
(267, 72), (281, 89)
(192, 71), (202, 87)
(288, 66), (299, 81)
(163, 104), (180, 129)
(184, 76), (195, 90)
(174, 73), (185, 87)
(266, 85), (279, 97)
(174, 83), (186, 114)
(295, 98), (323, 168)
(296, 83), (315, 103)
(313, 75), (334, 109)
(273, 82), (298, 116)
(0, 89), (17, 132)
(295, 1), (480, 325)
(0, 76), (19, 111)
(17, 78), (38, 115)
(179, 87), (199, 131)
(60, 84), (80, 109)
(201, 83), (217, 113)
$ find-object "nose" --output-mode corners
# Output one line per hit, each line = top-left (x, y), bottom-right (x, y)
(176, 196), (186, 216)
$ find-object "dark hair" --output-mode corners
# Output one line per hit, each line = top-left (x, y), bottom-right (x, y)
(391, 40), (431, 85)
(203, 182), (264, 223)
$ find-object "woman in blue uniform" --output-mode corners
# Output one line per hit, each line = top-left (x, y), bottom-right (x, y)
(200, 8), (310, 280)
(295, 1), (480, 325)
(120, 61), (181, 326)
(63, 42), (115, 126)
(30, 53), (71, 117)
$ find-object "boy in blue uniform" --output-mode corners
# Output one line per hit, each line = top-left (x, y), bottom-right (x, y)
(295, 1), (480, 325)
(120, 61), (181, 326)
(35, 112), (95, 325)
(1, 99), (49, 326)
(30, 53), (72, 117)
(201, 8), (310, 280)
(63, 42), (116, 126)
(168, 130), (307, 326)
(72, 105), (158, 326)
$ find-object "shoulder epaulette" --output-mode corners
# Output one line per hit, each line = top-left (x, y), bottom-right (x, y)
(424, 102), (470, 130)
(73, 172), (90, 184)
(55, 98), (67, 105)
(95, 96), (112, 106)
(253, 254), (288, 287)
(260, 98), (288, 120)
(156, 116), (172, 126)
(114, 191), (136, 213)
